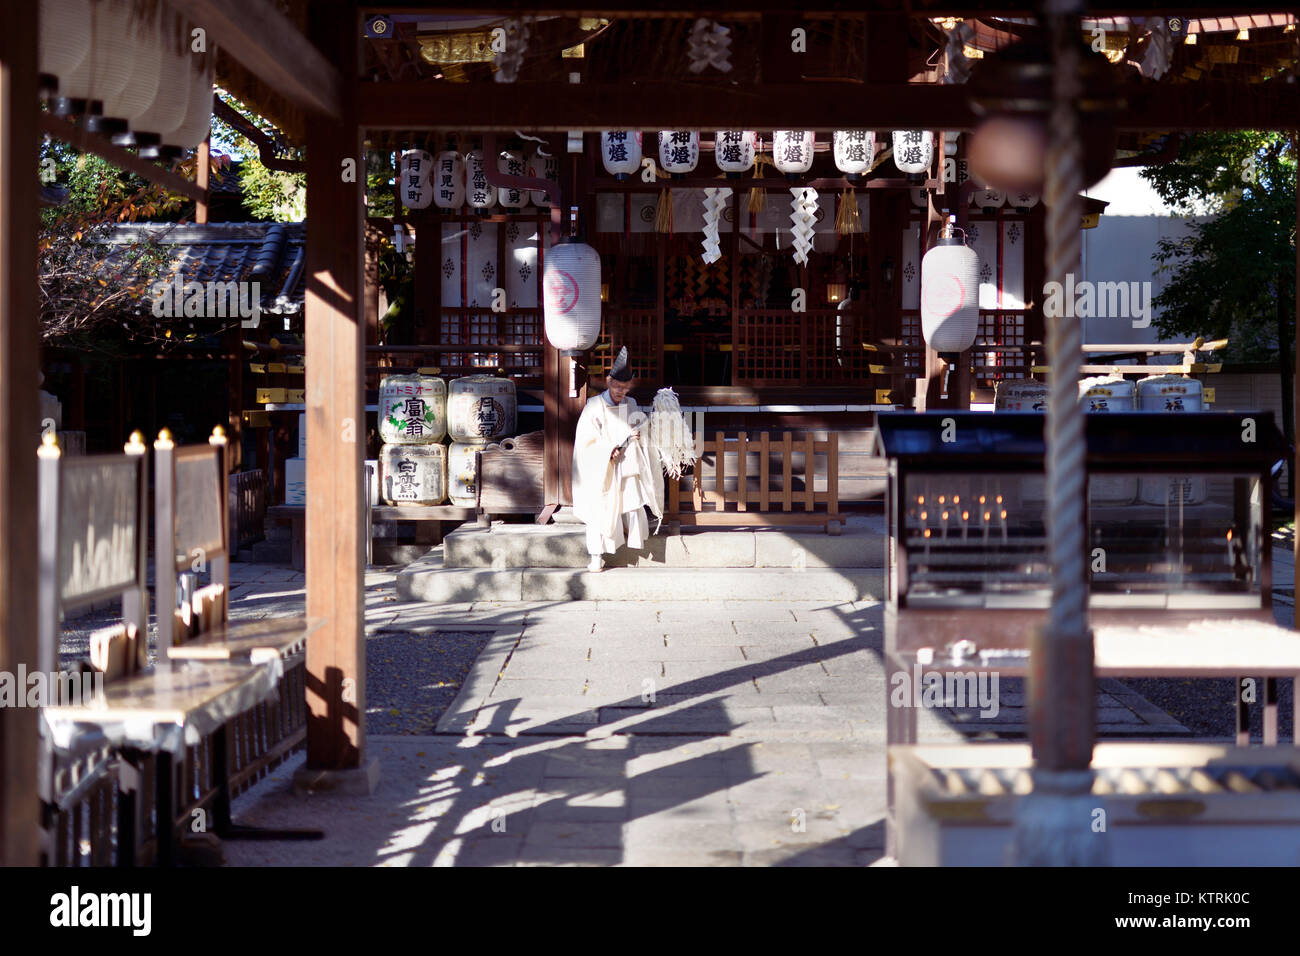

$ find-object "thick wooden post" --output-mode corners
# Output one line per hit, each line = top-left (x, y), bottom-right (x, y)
(300, 2), (372, 785)
(0, 1), (41, 866)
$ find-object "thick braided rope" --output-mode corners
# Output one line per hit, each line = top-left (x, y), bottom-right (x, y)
(1044, 16), (1087, 642)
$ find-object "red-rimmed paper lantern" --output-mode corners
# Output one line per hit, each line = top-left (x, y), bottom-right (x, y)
(920, 216), (980, 356)
(542, 239), (602, 353)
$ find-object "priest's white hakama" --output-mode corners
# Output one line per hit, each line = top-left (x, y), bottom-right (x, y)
(571, 390), (663, 556)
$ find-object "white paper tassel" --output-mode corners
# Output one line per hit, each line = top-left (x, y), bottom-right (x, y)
(687, 18), (732, 74)
(700, 186), (732, 264)
(650, 387), (697, 479)
(789, 187), (817, 266)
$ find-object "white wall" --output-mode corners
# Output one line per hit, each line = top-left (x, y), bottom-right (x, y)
(1080, 167), (1202, 346)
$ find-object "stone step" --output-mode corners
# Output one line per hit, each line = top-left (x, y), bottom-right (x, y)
(397, 553), (883, 602)
(443, 515), (886, 570)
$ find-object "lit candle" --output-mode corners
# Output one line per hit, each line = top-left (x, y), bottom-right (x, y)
(961, 510), (969, 540)
(1226, 528), (1234, 568)
(924, 527), (931, 559)
(1000, 509), (1008, 544)
(941, 510), (950, 539)
(983, 510), (991, 543)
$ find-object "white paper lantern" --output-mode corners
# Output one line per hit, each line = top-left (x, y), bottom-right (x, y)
(163, 54), (215, 151)
(465, 149), (497, 210)
(527, 146), (559, 205)
(892, 130), (935, 179)
(98, 5), (162, 134)
(920, 226), (980, 354)
(379, 373), (446, 444)
(833, 130), (875, 177)
(57, 0), (135, 113)
(714, 130), (756, 176)
(433, 150), (465, 209)
(380, 443), (447, 505)
(659, 130), (699, 176)
(38, 0), (91, 93)
(971, 185), (1005, 210)
(1010, 189), (1041, 211)
(497, 147), (528, 209)
(773, 130), (814, 176)
(543, 240), (602, 352)
(601, 131), (642, 179)
(448, 376), (517, 442)
(127, 9), (191, 146)
(399, 149), (433, 210)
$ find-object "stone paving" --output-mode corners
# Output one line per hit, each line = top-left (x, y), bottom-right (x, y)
(223, 558), (1188, 867)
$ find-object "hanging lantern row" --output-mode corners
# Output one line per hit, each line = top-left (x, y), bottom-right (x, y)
(39, 0), (215, 155)
(598, 130), (937, 181)
(403, 144), (560, 212)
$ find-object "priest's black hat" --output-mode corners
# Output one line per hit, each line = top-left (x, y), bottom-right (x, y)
(609, 346), (633, 382)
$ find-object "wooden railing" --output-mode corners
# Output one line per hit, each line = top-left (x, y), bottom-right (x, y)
(229, 470), (267, 552)
(666, 430), (843, 534)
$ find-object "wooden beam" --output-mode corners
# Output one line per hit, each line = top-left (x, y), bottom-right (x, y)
(359, 3), (1297, 16)
(0, 0), (41, 867)
(358, 79), (1300, 132)
(39, 114), (206, 202)
(304, 2), (366, 772)
(171, 0), (344, 120)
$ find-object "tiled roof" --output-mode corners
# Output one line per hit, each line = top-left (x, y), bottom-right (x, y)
(98, 221), (305, 316)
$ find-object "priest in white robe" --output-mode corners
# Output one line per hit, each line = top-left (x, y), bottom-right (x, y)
(571, 347), (663, 572)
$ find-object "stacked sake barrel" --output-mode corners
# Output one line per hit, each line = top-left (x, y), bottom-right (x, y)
(1137, 374), (1206, 505)
(1079, 375), (1137, 504)
(994, 380), (1049, 507)
(379, 373), (447, 505)
(446, 375), (518, 506)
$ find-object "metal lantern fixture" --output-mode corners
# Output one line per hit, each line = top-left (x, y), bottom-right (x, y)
(543, 238), (602, 353)
(38, 0), (92, 97)
(892, 130), (934, 182)
(399, 149), (433, 210)
(714, 130), (756, 177)
(659, 130), (699, 177)
(773, 130), (814, 178)
(497, 146), (529, 209)
(920, 215), (980, 359)
(433, 149), (466, 209)
(528, 146), (559, 205)
(464, 148), (497, 210)
(601, 130), (642, 180)
(833, 130), (876, 180)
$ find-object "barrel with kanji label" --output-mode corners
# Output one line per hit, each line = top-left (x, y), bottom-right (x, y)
(448, 441), (484, 506)
(379, 374), (446, 444)
(448, 375), (516, 442)
(1079, 376), (1137, 504)
(380, 442), (447, 505)
(1137, 374), (1206, 505)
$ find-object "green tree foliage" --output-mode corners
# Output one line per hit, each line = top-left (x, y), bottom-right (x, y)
(1141, 132), (1296, 363)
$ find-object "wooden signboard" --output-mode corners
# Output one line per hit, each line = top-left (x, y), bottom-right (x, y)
(56, 456), (142, 608)
(173, 448), (225, 570)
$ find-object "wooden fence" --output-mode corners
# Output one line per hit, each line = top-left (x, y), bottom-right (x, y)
(229, 469), (267, 552)
(666, 431), (843, 533)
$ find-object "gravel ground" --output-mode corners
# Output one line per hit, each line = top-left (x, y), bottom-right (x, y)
(364, 628), (495, 734)
(1119, 676), (1294, 742)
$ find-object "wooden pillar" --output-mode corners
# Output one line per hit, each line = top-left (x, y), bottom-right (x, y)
(412, 207), (436, 346)
(1294, 128), (1299, 597)
(0, 1), (41, 866)
(226, 327), (243, 472)
(196, 136), (210, 224)
(303, 2), (369, 778)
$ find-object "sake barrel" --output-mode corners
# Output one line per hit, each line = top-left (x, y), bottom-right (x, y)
(379, 373), (446, 444)
(994, 379), (1048, 412)
(1078, 375), (1135, 413)
(448, 441), (484, 506)
(448, 375), (516, 442)
(1080, 376), (1137, 504)
(1137, 374), (1206, 505)
(380, 442), (447, 505)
